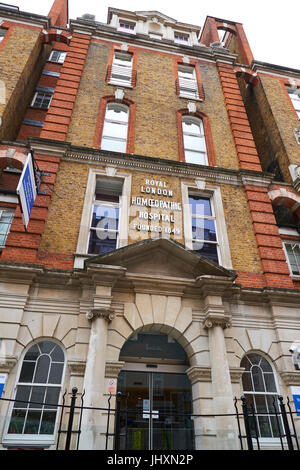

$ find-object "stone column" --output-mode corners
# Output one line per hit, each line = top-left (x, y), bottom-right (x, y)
(79, 307), (115, 450)
(203, 296), (238, 450)
(186, 365), (213, 450)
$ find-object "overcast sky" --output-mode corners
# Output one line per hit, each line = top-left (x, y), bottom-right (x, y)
(13, 0), (300, 70)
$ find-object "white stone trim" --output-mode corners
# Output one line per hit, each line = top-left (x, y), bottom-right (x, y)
(181, 180), (233, 269)
(74, 168), (131, 269)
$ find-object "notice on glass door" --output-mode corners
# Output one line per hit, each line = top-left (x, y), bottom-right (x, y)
(143, 399), (159, 419)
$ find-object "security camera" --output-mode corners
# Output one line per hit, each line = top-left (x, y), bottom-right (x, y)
(290, 344), (298, 353)
(289, 342), (300, 370)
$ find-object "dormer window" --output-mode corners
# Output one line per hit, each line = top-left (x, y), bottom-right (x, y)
(174, 32), (189, 45)
(118, 21), (135, 34)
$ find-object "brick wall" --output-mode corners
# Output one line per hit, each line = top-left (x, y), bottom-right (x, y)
(0, 22), (46, 141)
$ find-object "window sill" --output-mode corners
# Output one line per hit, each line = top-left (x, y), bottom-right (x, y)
(2, 435), (54, 448)
(179, 94), (203, 102)
(108, 81), (133, 89)
(291, 275), (300, 281)
(30, 106), (50, 111)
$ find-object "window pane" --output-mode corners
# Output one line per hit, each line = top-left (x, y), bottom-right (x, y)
(48, 363), (64, 384)
(14, 385), (31, 408)
(24, 411), (41, 434)
(184, 150), (207, 165)
(184, 134), (206, 152)
(241, 355), (251, 371)
(264, 373), (277, 393)
(242, 372), (253, 391)
(88, 230), (117, 255)
(253, 394), (267, 414)
(45, 387), (61, 409)
(34, 355), (50, 383)
(103, 121), (128, 139)
(106, 106), (128, 122)
(259, 357), (273, 372)
(192, 218), (216, 242)
(39, 341), (55, 355)
(24, 344), (40, 361)
(247, 353), (261, 365)
(252, 365), (265, 392)
(50, 345), (64, 362)
(8, 410), (26, 434)
(189, 196), (212, 217)
(29, 386), (46, 409)
(101, 137), (127, 152)
(91, 205), (119, 230)
(40, 411), (57, 434)
(258, 415), (272, 438)
(182, 121), (201, 135)
(19, 361), (35, 383)
(192, 241), (218, 264)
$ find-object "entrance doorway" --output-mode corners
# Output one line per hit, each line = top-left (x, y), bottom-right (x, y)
(116, 331), (194, 450)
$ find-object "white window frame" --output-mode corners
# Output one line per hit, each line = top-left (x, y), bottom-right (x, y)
(174, 32), (190, 45)
(74, 168), (131, 269)
(182, 116), (208, 165)
(0, 27), (6, 42)
(109, 51), (133, 87)
(0, 207), (14, 248)
(287, 87), (300, 119)
(181, 181), (232, 269)
(48, 50), (67, 64)
(88, 189), (121, 256)
(283, 240), (300, 278)
(118, 21), (136, 34)
(240, 352), (284, 447)
(178, 64), (199, 100)
(2, 339), (66, 449)
(31, 90), (53, 110)
(101, 102), (129, 153)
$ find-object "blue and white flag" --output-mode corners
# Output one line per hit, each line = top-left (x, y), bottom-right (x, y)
(16, 153), (37, 229)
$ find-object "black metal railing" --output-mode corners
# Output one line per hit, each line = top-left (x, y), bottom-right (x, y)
(0, 392), (299, 450)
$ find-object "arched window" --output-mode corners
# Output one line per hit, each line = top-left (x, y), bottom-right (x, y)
(182, 116), (208, 165)
(241, 353), (282, 439)
(4, 340), (65, 447)
(101, 103), (129, 153)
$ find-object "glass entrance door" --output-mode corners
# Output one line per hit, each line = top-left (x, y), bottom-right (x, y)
(117, 370), (194, 450)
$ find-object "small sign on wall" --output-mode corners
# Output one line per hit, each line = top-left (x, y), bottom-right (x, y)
(291, 386), (300, 416)
(0, 373), (7, 398)
(107, 378), (117, 394)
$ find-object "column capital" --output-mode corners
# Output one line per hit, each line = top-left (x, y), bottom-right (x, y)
(203, 313), (232, 329)
(86, 308), (115, 322)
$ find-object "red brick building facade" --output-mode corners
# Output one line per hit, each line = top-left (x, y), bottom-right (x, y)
(0, 0), (299, 451)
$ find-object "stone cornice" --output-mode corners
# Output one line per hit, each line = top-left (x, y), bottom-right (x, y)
(0, 357), (17, 373)
(280, 370), (300, 386)
(186, 365), (211, 383)
(68, 360), (86, 376)
(105, 361), (125, 378)
(0, 6), (50, 29)
(23, 137), (276, 188)
(251, 61), (300, 80)
(69, 18), (237, 65)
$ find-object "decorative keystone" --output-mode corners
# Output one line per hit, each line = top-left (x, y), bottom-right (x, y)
(115, 88), (125, 101)
(187, 101), (197, 113)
